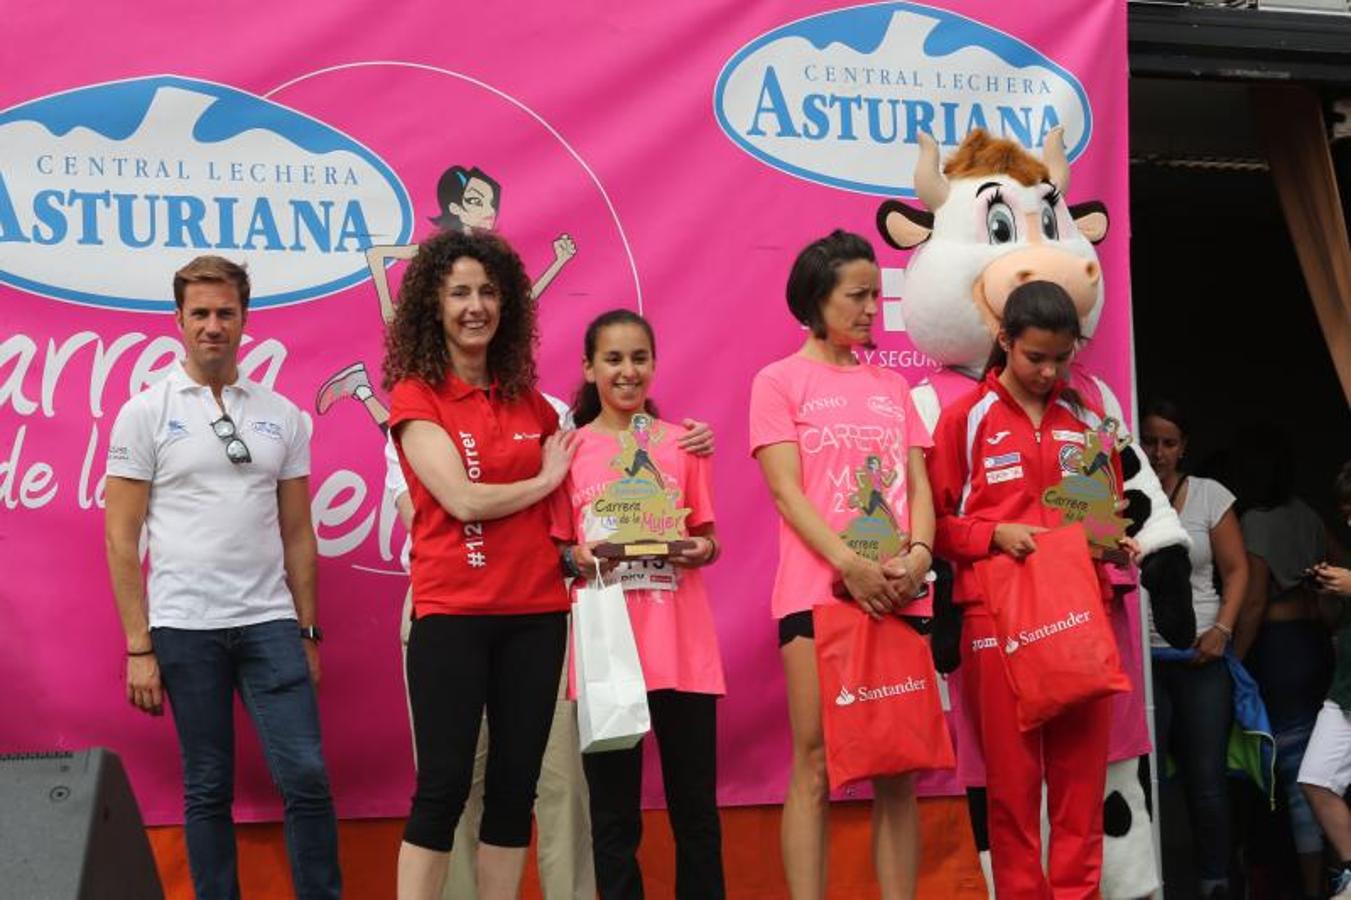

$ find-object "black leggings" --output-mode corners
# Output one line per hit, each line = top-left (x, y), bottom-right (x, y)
(403, 612), (566, 851)
(583, 690), (724, 900)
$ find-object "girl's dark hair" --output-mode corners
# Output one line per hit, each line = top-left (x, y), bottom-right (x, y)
(983, 280), (1082, 375)
(1231, 424), (1294, 513)
(381, 229), (537, 399)
(1141, 398), (1190, 440)
(429, 165), (501, 231)
(570, 309), (659, 428)
(786, 229), (876, 338)
(1335, 460), (1351, 506)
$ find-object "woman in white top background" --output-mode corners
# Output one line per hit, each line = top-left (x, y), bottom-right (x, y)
(1142, 399), (1249, 900)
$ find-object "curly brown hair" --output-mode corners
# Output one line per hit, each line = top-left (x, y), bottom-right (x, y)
(381, 229), (538, 399)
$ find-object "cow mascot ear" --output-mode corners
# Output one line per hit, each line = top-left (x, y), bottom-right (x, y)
(877, 199), (934, 250)
(879, 132), (947, 250)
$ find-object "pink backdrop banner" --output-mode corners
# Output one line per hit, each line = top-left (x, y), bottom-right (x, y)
(0, 1), (1130, 823)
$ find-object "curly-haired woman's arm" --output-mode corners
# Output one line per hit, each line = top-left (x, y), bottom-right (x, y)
(398, 419), (576, 522)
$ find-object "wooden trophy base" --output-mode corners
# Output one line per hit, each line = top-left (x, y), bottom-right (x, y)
(593, 539), (694, 561)
(1093, 545), (1131, 566)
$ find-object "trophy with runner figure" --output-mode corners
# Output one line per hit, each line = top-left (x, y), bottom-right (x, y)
(591, 414), (694, 560)
(831, 454), (931, 606)
(1041, 417), (1133, 564)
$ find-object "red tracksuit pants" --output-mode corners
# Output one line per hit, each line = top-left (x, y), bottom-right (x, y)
(960, 609), (1112, 899)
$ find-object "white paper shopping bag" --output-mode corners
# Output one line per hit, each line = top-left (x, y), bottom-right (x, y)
(573, 565), (650, 753)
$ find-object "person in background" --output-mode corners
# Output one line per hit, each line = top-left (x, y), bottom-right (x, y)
(1141, 399), (1249, 899)
(1297, 461), (1351, 900)
(1233, 430), (1334, 900)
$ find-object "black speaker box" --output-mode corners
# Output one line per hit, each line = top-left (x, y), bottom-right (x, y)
(0, 748), (164, 900)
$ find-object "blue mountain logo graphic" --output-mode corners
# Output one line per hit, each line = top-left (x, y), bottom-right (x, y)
(0, 75), (413, 311)
(713, 2), (1092, 197)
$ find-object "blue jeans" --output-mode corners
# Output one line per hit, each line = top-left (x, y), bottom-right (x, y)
(1274, 719), (1324, 856)
(153, 619), (341, 900)
(1153, 656), (1233, 883)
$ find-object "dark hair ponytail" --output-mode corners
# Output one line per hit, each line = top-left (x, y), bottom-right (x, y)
(570, 309), (660, 428)
(983, 281), (1083, 374)
(984, 280), (1084, 408)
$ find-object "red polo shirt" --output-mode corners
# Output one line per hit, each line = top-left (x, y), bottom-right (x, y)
(389, 374), (568, 617)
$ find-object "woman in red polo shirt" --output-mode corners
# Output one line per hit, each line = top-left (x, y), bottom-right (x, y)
(384, 229), (578, 900)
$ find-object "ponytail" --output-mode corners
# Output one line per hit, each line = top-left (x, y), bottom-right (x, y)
(984, 281), (1085, 409)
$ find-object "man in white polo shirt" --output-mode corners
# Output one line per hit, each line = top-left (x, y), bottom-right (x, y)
(104, 255), (340, 900)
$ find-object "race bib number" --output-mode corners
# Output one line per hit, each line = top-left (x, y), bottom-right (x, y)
(617, 557), (679, 592)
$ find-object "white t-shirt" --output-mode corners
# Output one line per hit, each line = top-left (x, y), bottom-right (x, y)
(1150, 475), (1236, 647)
(1242, 497), (1328, 594)
(107, 363), (310, 629)
(383, 433), (411, 572)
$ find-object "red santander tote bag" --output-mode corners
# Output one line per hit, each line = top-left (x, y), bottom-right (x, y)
(813, 602), (955, 791)
(974, 524), (1130, 731)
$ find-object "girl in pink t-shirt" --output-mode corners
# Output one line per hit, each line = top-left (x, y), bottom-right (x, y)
(553, 309), (726, 898)
(749, 230), (935, 899)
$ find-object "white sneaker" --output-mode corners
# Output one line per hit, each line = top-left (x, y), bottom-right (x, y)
(1331, 865), (1351, 899)
(315, 362), (372, 414)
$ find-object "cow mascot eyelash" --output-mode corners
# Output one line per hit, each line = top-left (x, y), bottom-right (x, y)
(876, 128), (1196, 899)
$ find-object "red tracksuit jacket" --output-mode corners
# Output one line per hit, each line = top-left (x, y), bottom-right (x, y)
(927, 369), (1123, 606)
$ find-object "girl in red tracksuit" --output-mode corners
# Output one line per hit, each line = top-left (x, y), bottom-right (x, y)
(928, 281), (1131, 899)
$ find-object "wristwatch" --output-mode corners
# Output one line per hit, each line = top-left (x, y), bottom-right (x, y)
(299, 625), (324, 643)
(561, 544), (583, 579)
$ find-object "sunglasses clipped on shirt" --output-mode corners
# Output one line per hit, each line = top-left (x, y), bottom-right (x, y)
(210, 413), (252, 464)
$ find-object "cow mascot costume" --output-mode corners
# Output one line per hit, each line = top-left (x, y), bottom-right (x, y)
(877, 128), (1196, 898)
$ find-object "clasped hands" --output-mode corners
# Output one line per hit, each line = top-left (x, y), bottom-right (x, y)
(841, 544), (931, 620)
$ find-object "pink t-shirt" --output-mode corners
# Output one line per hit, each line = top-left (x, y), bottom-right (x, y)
(749, 354), (933, 620)
(552, 420), (726, 696)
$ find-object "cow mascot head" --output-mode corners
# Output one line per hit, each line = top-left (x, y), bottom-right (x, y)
(876, 128), (1190, 900)
(879, 128), (1106, 375)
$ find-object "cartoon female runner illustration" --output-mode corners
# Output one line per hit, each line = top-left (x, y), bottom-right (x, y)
(850, 454), (900, 527)
(315, 163), (578, 428)
(616, 414), (667, 484)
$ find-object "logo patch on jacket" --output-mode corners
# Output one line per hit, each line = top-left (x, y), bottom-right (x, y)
(250, 420), (284, 441)
(984, 452), (1021, 469)
(1058, 444), (1084, 475)
(987, 466), (1024, 484)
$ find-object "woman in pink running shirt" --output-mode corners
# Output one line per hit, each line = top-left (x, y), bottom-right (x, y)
(554, 309), (726, 899)
(750, 230), (935, 899)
